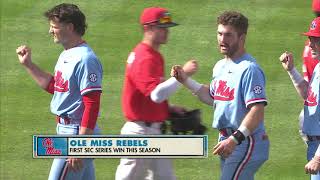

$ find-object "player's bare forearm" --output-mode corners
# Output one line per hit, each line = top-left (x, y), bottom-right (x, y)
(294, 80), (309, 100)
(212, 104), (265, 158)
(279, 52), (309, 100)
(240, 103), (265, 133)
(194, 85), (213, 106)
(25, 63), (53, 90)
(171, 65), (212, 105)
(16, 45), (53, 90)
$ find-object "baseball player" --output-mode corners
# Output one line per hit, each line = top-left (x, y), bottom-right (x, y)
(279, 16), (320, 179)
(304, 0), (320, 82)
(299, 0), (320, 141)
(115, 7), (197, 180)
(16, 3), (103, 180)
(172, 11), (269, 180)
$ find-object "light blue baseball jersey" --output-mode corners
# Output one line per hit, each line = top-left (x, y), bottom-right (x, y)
(303, 62), (320, 136)
(50, 43), (103, 124)
(209, 53), (267, 133)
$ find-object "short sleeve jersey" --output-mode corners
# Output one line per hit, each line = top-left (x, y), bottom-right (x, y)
(209, 54), (267, 133)
(50, 43), (103, 124)
(303, 63), (320, 136)
(122, 43), (169, 122)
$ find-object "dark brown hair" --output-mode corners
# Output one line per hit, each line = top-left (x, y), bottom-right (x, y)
(44, 3), (87, 36)
(217, 11), (248, 35)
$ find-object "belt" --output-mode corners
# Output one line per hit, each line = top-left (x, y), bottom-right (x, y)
(307, 135), (320, 141)
(133, 121), (162, 128)
(56, 116), (71, 125)
(219, 128), (235, 137)
(144, 122), (153, 127)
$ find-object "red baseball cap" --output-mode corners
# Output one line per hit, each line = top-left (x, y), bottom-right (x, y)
(140, 7), (178, 28)
(303, 17), (320, 37)
(312, 0), (320, 12)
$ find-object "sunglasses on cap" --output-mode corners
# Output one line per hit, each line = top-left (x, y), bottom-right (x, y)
(158, 15), (172, 24)
(144, 13), (178, 28)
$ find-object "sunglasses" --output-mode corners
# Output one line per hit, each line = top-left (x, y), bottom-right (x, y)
(144, 14), (173, 26)
(158, 15), (172, 24)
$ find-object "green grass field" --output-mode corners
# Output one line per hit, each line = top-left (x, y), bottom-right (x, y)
(0, 0), (315, 179)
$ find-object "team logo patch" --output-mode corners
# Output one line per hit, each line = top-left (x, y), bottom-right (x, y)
(89, 73), (98, 82)
(253, 85), (263, 94)
(311, 21), (317, 30)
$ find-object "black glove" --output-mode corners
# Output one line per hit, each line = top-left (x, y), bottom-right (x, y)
(167, 109), (207, 135)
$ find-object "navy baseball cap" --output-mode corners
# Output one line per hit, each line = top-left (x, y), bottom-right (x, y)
(140, 7), (178, 28)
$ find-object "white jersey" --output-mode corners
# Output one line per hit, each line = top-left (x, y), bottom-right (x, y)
(50, 43), (103, 124)
(303, 62), (320, 136)
(209, 53), (267, 133)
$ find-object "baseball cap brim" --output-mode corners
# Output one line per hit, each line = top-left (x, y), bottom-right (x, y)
(156, 22), (179, 28)
(303, 32), (320, 37)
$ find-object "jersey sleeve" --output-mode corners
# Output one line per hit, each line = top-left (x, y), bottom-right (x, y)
(241, 64), (267, 108)
(75, 56), (103, 95)
(131, 57), (162, 96)
(209, 62), (221, 99)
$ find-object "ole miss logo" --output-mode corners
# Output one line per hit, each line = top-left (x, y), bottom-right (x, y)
(212, 80), (235, 101)
(304, 87), (318, 106)
(42, 138), (62, 155)
(54, 71), (69, 92)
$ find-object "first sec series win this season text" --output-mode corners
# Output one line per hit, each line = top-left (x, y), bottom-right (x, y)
(69, 139), (149, 147)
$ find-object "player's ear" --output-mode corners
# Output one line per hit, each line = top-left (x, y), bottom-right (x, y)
(239, 33), (246, 44)
(239, 33), (246, 41)
(66, 23), (75, 33)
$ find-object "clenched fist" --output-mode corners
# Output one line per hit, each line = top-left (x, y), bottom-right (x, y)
(183, 60), (198, 76)
(171, 65), (188, 83)
(16, 45), (32, 67)
(279, 51), (294, 71)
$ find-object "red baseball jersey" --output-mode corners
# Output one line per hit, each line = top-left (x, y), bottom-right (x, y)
(122, 43), (169, 122)
(302, 40), (319, 82)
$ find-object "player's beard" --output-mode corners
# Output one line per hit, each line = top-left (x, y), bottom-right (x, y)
(52, 33), (63, 44)
(219, 42), (240, 58)
(53, 36), (60, 44)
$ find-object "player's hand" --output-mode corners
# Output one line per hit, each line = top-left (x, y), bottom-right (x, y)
(66, 158), (83, 172)
(213, 137), (237, 159)
(16, 45), (32, 67)
(183, 60), (198, 76)
(279, 51), (294, 71)
(171, 65), (188, 83)
(305, 155), (320, 174)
